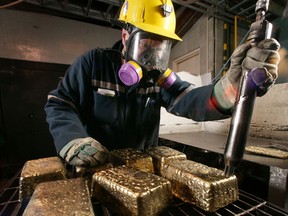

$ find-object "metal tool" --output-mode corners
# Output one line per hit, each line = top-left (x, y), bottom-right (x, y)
(224, 0), (273, 177)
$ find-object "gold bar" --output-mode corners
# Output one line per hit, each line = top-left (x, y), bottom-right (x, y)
(145, 146), (187, 175)
(162, 160), (238, 212)
(91, 166), (172, 215)
(75, 163), (113, 190)
(19, 156), (67, 201)
(245, 146), (288, 159)
(23, 178), (94, 216)
(110, 148), (154, 173)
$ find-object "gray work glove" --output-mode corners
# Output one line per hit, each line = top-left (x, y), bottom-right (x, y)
(242, 38), (280, 96)
(59, 137), (110, 167)
(213, 38), (280, 110)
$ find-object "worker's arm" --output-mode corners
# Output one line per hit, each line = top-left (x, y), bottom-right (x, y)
(161, 75), (229, 121)
(45, 50), (109, 166)
(161, 38), (279, 121)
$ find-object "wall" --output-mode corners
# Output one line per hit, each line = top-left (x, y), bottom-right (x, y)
(0, 9), (121, 64)
(170, 15), (225, 82)
(274, 16), (288, 84)
(170, 15), (209, 79)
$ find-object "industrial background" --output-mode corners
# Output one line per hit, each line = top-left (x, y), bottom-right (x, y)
(0, 0), (288, 215)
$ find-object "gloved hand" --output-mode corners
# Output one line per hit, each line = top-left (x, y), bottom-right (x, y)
(242, 38), (280, 96)
(59, 137), (110, 167)
(213, 38), (280, 110)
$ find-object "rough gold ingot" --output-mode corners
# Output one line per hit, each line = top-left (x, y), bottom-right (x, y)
(19, 156), (66, 201)
(145, 146), (187, 175)
(23, 178), (94, 216)
(245, 146), (288, 159)
(75, 163), (113, 190)
(162, 160), (238, 212)
(110, 148), (154, 173)
(91, 166), (173, 216)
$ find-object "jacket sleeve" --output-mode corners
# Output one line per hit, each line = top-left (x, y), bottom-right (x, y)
(44, 51), (93, 153)
(161, 75), (231, 121)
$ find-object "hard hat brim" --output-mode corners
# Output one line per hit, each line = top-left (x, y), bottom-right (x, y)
(129, 21), (182, 41)
(112, 19), (182, 41)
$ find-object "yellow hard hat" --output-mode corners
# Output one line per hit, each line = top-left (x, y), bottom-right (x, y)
(118, 0), (182, 41)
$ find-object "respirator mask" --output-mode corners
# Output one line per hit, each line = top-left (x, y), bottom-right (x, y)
(118, 30), (177, 88)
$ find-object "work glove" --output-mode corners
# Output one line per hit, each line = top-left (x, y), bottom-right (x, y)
(59, 137), (110, 167)
(242, 38), (280, 96)
(213, 38), (280, 111)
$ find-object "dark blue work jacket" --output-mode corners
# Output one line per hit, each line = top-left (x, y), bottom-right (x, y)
(44, 47), (229, 153)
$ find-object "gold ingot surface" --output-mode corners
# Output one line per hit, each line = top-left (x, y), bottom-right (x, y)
(19, 156), (67, 201)
(75, 163), (113, 190)
(110, 148), (154, 173)
(23, 178), (94, 216)
(162, 160), (238, 212)
(91, 166), (172, 216)
(145, 146), (187, 175)
(245, 146), (288, 158)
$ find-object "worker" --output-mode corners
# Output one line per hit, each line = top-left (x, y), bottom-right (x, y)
(44, 0), (280, 167)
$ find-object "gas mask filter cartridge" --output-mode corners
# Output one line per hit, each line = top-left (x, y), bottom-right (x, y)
(118, 61), (177, 88)
(118, 61), (143, 86)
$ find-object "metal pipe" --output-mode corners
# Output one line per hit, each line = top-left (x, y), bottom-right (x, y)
(85, 0), (93, 16)
(223, 22), (228, 75)
(238, 4), (255, 15)
(224, 0), (272, 177)
(229, 0), (250, 12)
(234, 16), (239, 49)
(0, 0), (24, 9)
(172, 0), (234, 24)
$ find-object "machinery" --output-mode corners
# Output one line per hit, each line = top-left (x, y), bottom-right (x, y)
(224, 0), (274, 177)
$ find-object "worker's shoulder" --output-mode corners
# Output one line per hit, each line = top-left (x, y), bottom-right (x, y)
(83, 47), (121, 58)
(83, 47), (108, 56)
(72, 48), (116, 66)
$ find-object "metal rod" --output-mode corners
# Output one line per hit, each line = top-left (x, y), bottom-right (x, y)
(224, 0), (272, 177)
(238, 4), (255, 15)
(229, 0), (250, 11)
(172, 0), (234, 23)
(0, 188), (20, 215)
(85, 0), (93, 16)
(236, 202), (268, 216)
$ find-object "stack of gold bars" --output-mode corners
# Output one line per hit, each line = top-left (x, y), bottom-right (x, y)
(20, 146), (239, 215)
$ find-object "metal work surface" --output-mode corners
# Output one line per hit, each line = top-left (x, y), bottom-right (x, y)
(160, 131), (288, 169)
(1, 168), (288, 216)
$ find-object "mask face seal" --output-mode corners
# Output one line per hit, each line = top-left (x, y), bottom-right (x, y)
(127, 31), (172, 71)
(119, 30), (173, 86)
